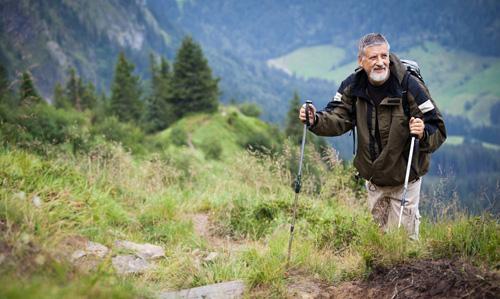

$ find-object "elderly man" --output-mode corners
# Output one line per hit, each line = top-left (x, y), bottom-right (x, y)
(299, 33), (446, 239)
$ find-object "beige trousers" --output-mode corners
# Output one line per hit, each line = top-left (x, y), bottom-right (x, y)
(366, 178), (422, 240)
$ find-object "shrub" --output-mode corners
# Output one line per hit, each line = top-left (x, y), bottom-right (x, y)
(227, 111), (239, 126)
(239, 102), (262, 118)
(0, 104), (88, 151)
(170, 126), (188, 147)
(241, 132), (272, 153)
(200, 139), (223, 160)
(217, 196), (279, 240)
(309, 212), (361, 250)
(91, 116), (145, 153)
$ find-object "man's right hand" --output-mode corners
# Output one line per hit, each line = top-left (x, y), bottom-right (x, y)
(299, 103), (317, 125)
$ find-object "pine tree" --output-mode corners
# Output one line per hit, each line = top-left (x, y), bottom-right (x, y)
(81, 82), (97, 110)
(92, 92), (109, 124)
(285, 91), (303, 144)
(19, 72), (43, 106)
(159, 57), (170, 80)
(53, 82), (70, 109)
(65, 68), (83, 111)
(0, 63), (8, 99)
(145, 54), (174, 132)
(170, 36), (219, 118)
(110, 52), (143, 123)
(0, 63), (14, 107)
(64, 68), (97, 111)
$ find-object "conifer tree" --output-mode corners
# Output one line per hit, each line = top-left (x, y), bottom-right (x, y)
(145, 54), (174, 132)
(81, 82), (97, 110)
(53, 82), (70, 109)
(285, 91), (303, 144)
(65, 68), (83, 111)
(64, 68), (97, 111)
(110, 52), (143, 123)
(159, 57), (170, 80)
(170, 36), (219, 117)
(0, 63), (14, 107)
(19, 72), (43, 106)
(0, 64), (8, 99)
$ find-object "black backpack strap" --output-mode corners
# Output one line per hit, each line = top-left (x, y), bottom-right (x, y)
(401, 71), (411, 118)
(351, 97), (357, 155)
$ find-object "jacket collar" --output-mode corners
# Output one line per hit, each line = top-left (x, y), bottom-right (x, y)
(351, 53), (406, 100)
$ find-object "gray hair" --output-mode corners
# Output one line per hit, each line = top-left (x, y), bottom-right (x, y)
(358, 33), (390, 57)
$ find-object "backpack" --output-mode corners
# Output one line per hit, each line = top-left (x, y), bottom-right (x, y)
(350, 59), (425, 155)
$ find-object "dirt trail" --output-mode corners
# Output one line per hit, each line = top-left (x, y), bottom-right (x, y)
(190, 213), (246, 252)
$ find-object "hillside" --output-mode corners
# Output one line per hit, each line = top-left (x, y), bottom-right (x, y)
(1, 106), (498, 298)
(0, 0), (183, 94)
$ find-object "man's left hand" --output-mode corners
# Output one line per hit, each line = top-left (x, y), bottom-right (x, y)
(409, 117), (425, 139)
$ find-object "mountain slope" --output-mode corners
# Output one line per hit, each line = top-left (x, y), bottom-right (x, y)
(0, 0), (183, 96)
(154, 0), (500, 60)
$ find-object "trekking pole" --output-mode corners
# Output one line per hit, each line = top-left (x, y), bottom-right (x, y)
(287, 100), (313, 269)
(398, 135), (417, 228)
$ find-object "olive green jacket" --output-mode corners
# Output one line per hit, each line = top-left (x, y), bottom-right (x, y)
(310, 53), (447, 186)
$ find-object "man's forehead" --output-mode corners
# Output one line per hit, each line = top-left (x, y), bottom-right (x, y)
(364, 44), (389, 54)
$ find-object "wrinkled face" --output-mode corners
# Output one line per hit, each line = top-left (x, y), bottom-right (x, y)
(358, 43), (390, 86)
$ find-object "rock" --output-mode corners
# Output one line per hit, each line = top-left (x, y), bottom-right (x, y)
(86, 241), (109, 258)
(14, 191), (26, 200)
(70, 250), (87, 262)
(112, 255), (151, 275)
(31, 195), (42, 208)
(203, 252), (219, 262)
(20, 233), (31, 244)
(63, 239), (109, 273)
(158, 280), (245, 299)
(114, 240), (165, 260)
(34, 254), (46, 265)
(70, 241), (109, 262)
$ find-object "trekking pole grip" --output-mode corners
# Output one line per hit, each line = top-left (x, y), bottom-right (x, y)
(305, 100), (313, 127)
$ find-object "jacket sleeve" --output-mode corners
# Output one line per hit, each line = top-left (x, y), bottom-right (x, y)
(309, 76), (355, 137)
(407, 75), (447, 153)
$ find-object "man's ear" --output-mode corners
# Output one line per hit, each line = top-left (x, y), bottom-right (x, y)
(357, 55), (363, 67)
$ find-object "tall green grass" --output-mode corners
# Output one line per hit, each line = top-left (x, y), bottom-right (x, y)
(1, 109), (498, 297)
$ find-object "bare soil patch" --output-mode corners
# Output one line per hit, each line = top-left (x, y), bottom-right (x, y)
(190, 213), (246, 252)
(325, 259), (499, 299)
(285, 269), (331, 298)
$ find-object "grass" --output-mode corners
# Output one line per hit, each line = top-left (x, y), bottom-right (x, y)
(267, 45), (347, 82)
(1, 108), (498, 298)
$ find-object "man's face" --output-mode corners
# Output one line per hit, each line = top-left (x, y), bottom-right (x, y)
(358, 43), (390, 86)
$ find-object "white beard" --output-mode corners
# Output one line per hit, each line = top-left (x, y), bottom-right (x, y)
(369, 68), (389, 84)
